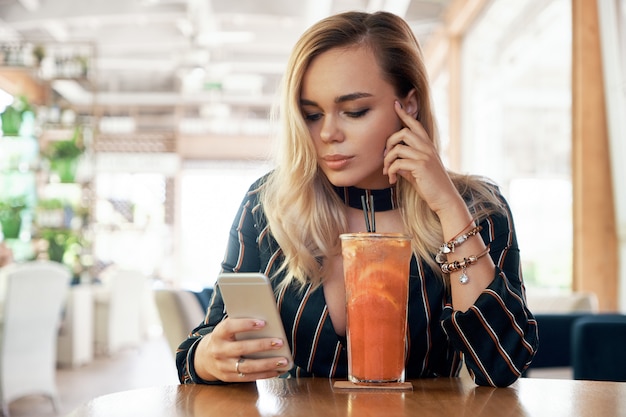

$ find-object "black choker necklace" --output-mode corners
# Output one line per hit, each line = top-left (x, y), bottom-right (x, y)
(333, 185), (399, 212)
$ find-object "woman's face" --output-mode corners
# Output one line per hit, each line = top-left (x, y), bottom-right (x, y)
(300, 45), (403, 190)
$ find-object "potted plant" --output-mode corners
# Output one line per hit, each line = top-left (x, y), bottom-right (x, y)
(36, 198), (66, 228)
(32, 44), (45, 67)
(40, 227), (84, 276)
(0, 196), (27, 239)
(1, 95), (33, 137)
(45, 126), (84, 183)
(40, 228), (75, 263)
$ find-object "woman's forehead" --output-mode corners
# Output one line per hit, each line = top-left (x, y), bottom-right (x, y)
(301, 46), (387, 97)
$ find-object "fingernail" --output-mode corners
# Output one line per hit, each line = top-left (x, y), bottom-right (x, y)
(276, 359), (287, 367)
(395, 100), (403, 109)
(253, 320), (266, 328)
(271, 339), (284, 348)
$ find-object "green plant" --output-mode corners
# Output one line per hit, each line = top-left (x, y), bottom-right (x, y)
(0, 95), (33, 136)
(0, 196), (28, 216)
(32, 44), (45, 66)
(49, 139), (83, 159)
(40, 228), (81, 264)
(46, 127), (84, 159)
(45, 126), (84, 183)
(37, 198), (65, 210)
(0, 196), (28, 239)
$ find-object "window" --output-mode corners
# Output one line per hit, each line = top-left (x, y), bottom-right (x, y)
(458, 0), (573, 289)
(92, 172), (171, 278)
(179, 160), (271, 290)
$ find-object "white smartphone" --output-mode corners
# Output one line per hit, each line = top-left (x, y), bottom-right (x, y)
(217, 272), (294, 371)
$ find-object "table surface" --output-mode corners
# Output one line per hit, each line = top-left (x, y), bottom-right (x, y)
(66, 376), (626, 417)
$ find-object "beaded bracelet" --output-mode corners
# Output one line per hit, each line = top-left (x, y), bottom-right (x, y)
(440, 246), (490, 284)
(435, 224), (483, 264)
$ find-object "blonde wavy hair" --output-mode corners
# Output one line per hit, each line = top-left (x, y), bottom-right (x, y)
(261, 11), (502, 289)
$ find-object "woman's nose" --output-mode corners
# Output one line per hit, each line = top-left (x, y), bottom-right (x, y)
(319, 116), (344, 143)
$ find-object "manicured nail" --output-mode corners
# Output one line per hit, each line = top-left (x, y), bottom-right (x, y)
(253, 320), (266, 328)
(271, 339), (284, 348)
(276, 359), (287, 367)
(395, 100), (403, 109)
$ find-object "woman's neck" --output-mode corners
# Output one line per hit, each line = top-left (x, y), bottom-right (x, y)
(333, 184), (399, 212)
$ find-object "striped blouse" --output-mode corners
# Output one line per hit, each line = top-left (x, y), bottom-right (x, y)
(176, 177), (538, 387)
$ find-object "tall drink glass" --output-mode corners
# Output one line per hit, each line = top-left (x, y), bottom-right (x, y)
(340, 233), (412, 384)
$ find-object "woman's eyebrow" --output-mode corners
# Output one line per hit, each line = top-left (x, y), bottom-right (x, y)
(300, 98), (318, 107)
(300, 92), (373, 107)
(335, 92), (372, 103)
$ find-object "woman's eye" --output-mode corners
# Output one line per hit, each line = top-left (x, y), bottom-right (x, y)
(303, 112), (322, 122)
(344, 109), (369, 118)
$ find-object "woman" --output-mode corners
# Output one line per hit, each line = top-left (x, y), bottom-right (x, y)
(177, 11), (537, 387)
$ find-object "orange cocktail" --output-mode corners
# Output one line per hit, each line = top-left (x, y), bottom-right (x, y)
(340, 233), (411, 384)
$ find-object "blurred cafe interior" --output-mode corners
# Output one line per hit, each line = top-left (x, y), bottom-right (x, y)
(0, 0), (625, 415)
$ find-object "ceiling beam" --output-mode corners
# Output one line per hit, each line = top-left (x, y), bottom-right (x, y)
(422, 0), (490, 79)
(1, 0), (184, 23)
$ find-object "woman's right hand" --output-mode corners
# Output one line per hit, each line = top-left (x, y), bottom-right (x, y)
(193, 317), (290, 382)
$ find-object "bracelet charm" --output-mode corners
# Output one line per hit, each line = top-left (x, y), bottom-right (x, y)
(459, 269), (469, 284)
(435, 225), (482, 264)
(439, 246), (490, 285)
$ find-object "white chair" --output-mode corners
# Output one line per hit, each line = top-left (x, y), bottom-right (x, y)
(0, 260), (71, 416)
(57, 284), (94, 368)
(154, 289), (206, 357)
(94, 268), (147, 356)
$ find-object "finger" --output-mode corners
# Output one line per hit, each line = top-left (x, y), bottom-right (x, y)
(235, 357), (291, 375)
(228, 337), (287, 359)
(219, 317), (266, 339)
(228, 357), (291, 382)
(383, 128), (427, 178)
(384, 139), (422, 165)
(384, 104), (428, 154)
(386, 157), (419, 184)
(393, 101), (433, 149)
(385, 149), (426, 185)
(394, 100), (426, 134)
(383, 141), (417, 177)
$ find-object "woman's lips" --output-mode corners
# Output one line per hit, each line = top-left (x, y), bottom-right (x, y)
(322, 155), (353, 170)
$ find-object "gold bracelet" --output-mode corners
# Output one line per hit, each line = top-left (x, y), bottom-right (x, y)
(435, 224), (483, 264)
(440, 246), (490, 285)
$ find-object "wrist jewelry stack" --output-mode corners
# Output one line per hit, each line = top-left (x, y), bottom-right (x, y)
(440, 246), (490, 284)
(435, 224), (483, 264)
(436, 221), (489, 285)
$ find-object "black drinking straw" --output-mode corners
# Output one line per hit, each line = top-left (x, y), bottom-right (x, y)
(360, 194), (376, 233)
(369, 194), (376, 232)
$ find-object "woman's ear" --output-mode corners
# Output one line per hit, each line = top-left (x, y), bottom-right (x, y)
(401, 89), (419, 118)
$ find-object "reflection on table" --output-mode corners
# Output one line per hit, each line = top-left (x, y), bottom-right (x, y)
(66, 376), (626, 417)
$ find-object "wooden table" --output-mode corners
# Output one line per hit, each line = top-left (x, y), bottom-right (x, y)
(66, 377), (626, 417)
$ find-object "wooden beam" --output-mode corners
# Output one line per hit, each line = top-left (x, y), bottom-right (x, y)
(0, 68), (46, 105)
(177, 135), (272, 161)
(447, 35), (462, 171)
(571, 0), (618, 311)
(423, 0), (489, 79)
(444, 0), (490, 35)
(421, 0), (490, 172)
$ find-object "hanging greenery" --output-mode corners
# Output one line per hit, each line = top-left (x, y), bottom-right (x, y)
(46, 126), (84, 159)
(0, 95), (33, 136)
(44, 126), (84, 183)
(0, 196), (28, 239)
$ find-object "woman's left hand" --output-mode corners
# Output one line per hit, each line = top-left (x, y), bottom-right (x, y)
(383, 101), (461, 216)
